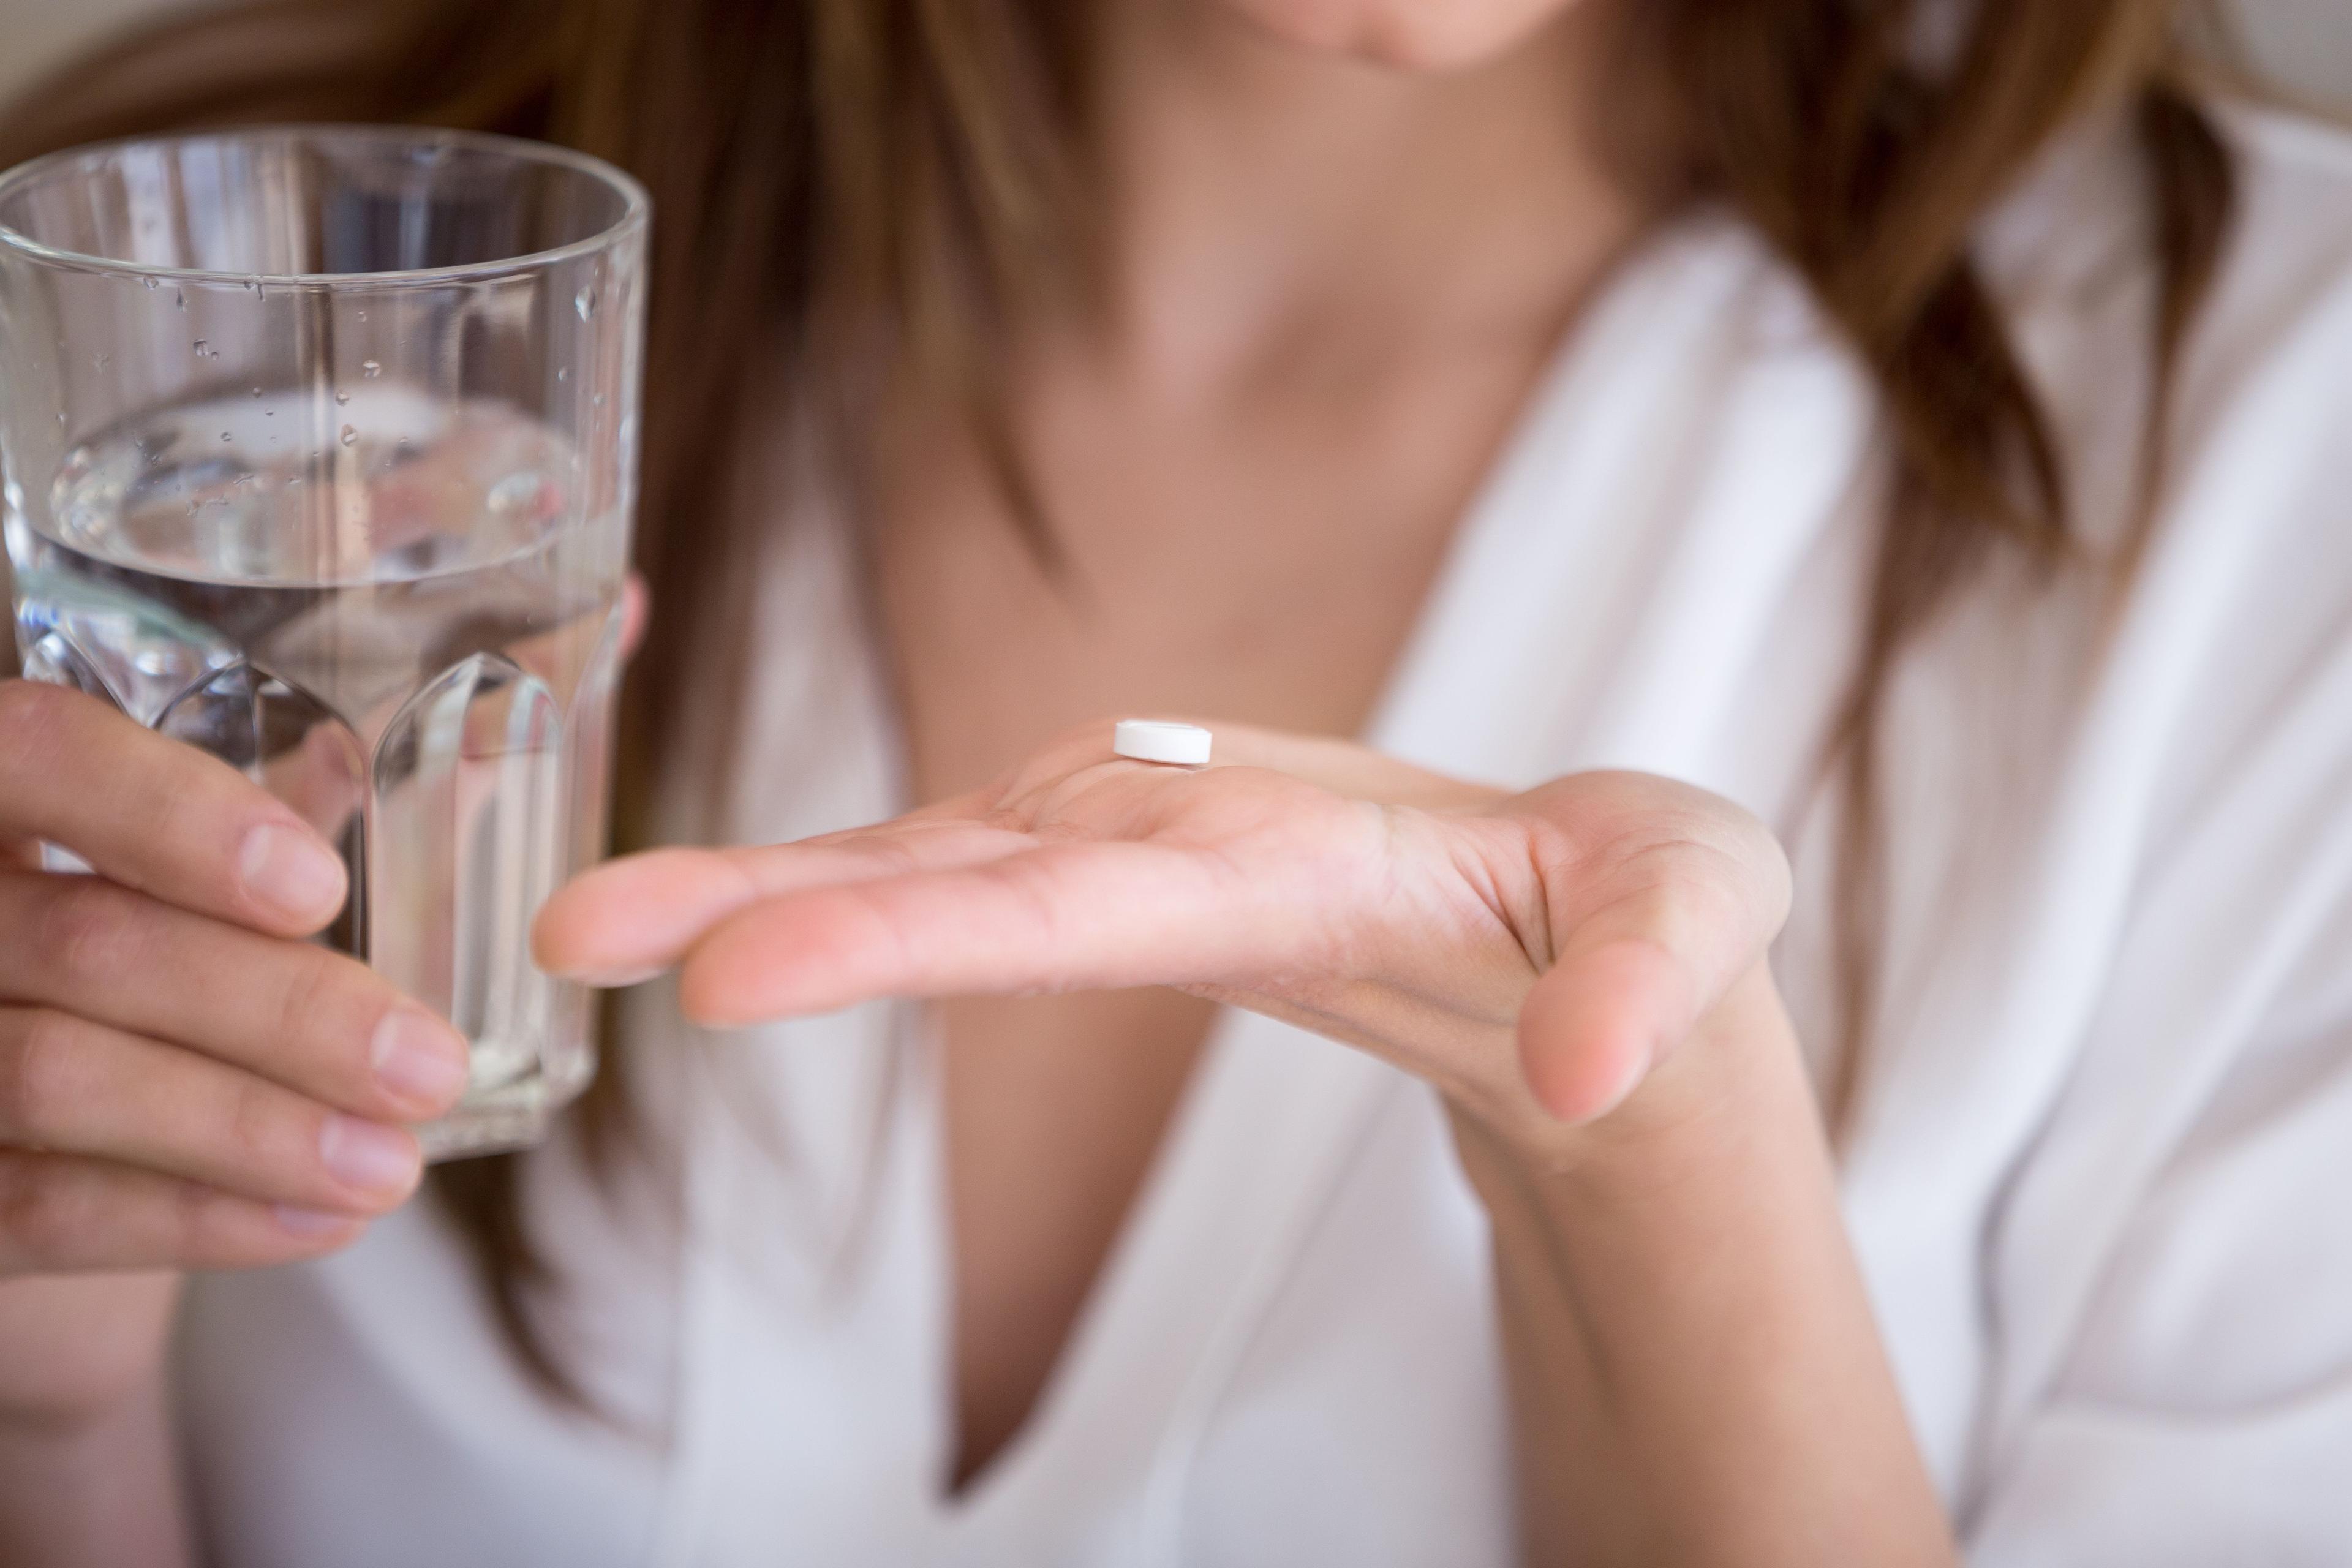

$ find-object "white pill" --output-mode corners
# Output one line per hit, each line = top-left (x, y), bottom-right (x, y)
(1114, 720), (1212, 767)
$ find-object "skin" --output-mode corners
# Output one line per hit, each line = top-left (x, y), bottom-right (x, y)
(883, 0), (1640, 1485)
(0, 1), (1956, 1563)
(539, 738), (1951, 1563)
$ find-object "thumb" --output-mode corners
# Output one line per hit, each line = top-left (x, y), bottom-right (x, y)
(1516, 875), (1769, 1125)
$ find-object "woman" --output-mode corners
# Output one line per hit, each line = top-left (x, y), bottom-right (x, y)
(2, 0), (2349, 1562)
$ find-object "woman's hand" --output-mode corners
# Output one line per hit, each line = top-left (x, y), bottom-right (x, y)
(535, 720), (1791, 1154)
(0, 680), (470, 1429)
(540, 721), (1953, 1564)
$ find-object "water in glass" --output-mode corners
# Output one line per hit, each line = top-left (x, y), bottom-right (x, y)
(6, 386), (626, 1155)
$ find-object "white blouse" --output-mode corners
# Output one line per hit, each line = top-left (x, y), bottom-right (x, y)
(175, 102), (2352, 1566)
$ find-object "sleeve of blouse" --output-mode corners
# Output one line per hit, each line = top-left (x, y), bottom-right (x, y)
(1962, 580), (2352, 1565)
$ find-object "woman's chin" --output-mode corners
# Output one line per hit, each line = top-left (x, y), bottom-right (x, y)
(1215, 0), (1585, 72)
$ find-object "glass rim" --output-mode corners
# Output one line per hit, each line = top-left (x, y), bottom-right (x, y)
(0, 123), (650, 290)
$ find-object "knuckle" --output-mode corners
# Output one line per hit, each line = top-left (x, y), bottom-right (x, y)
(0, 679), (71, 767)
(0, 1153), (83, 1262)
(216, 1076), (289, 1174)
(1698, 833), (1778, 921)
(169, 1172), (223, 1259)
(1645, 865), (1738, 952)
(270, 952), (348, 1068)
(0, 1009), (88, 1144)
(32, 878), (146, 989)
(145, 779), (222, 869)
(1667, 856), (1744, 919)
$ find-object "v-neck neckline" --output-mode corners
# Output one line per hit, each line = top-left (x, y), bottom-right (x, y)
(654, 211), (1778, 1568)
(911, 214), (1754, 1559)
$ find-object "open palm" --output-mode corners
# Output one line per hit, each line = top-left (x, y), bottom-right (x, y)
(534, 722), (1789, 1142)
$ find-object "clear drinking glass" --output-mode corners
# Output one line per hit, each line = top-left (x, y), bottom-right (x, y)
(0, 127), (648, 1159)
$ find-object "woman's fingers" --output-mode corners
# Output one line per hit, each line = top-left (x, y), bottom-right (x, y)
(534, 729), (1487, 997)
(0, 1148), (367, 1273)
(0, 832), (39, 875)
(257, 722), (367, 847)
(0, 681), (347, 936)
(674, 840), (1301, 1026)
(0, 871), (469, 1123)
(0, 1008), (424, 1213)
(547, 727), (1788, 1139)
(618, 571), (650, 661)
(534, 820), (1038, 984)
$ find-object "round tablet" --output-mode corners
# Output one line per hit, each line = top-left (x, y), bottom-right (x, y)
(1113, 720), (1212, 767)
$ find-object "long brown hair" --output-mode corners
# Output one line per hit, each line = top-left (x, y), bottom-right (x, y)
(1, 0), (2237, 1406)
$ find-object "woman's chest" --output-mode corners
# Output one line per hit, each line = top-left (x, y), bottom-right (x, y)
(864, 363), (1537, 1483)
(867, 401), (1506, 799)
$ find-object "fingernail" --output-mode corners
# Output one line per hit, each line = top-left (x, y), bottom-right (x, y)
(369, 1009), (470, 1109)
(319, 1115), (420, 1194)
(275, 1204), (357, 1238)
(239, 822), (346, 924)
(576, 963), (662, 989)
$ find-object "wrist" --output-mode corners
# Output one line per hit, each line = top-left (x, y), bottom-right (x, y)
(0, 1373), (190, 1568)
(0, 1272), (183, 1436)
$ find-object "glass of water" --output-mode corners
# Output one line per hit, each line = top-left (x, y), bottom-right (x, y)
(0, 128), (648, 1159)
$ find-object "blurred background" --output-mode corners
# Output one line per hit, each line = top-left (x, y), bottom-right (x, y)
(0, 0), (2347, 113)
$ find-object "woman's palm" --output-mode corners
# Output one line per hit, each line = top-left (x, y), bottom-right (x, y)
(538, 723), (1789, 1139)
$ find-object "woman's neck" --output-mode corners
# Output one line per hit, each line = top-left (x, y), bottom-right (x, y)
(1084, 0), (1650, 395)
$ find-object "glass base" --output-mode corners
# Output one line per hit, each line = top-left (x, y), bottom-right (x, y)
(414, 1028), (597, 1163)
(418, 1088), (552, 1163)
(415, 1031), (595, 1163)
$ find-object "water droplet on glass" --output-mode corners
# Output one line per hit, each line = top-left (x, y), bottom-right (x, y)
(92, 353), (110, 371)
(361, 360), (381, 379)
(575, 287), (595, 321)
(251, 385), (263, 398)
(339, 425), (359, 447)
(335, 390), (350, 405)
(357, 310), (369, 323)
(175, 289), (186, 311)
(243, 275), (260, 292)
(141, 277), (159, 291)
(555, 368), (568, 383)
(592, 393), (605, 408)
(192, 339), (209, 357)
(220, 431), (231, 442)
